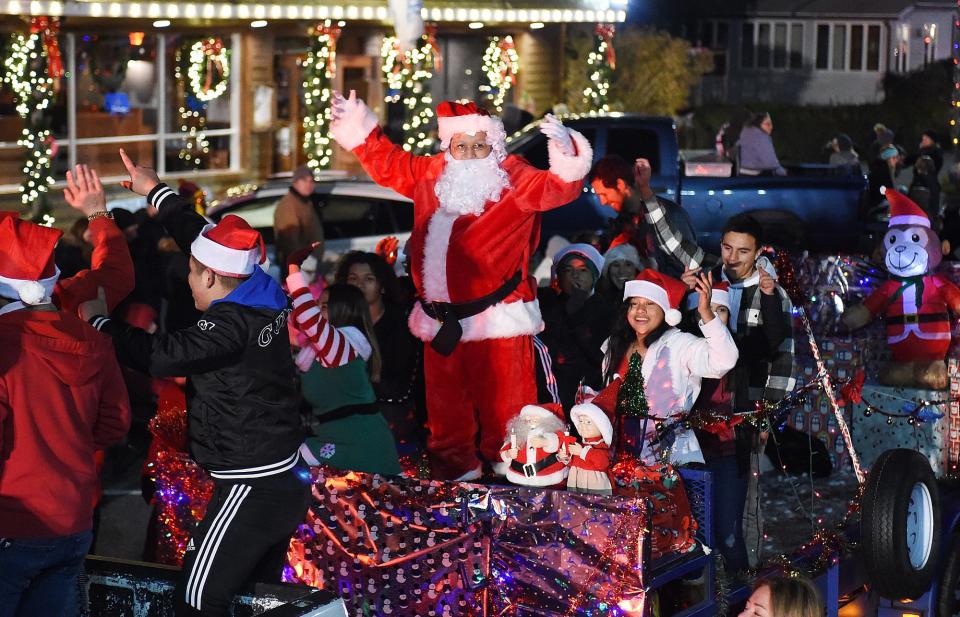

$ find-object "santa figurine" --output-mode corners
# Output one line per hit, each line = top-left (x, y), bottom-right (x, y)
(843, 188), (960, 389)
(500, 404), (572, 487)
(329, 91), (593, 480)
(565, 402), (614, 495)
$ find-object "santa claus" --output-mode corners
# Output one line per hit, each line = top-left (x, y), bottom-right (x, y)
(330, 91), (593, 480)
(500, 404), (571, 487)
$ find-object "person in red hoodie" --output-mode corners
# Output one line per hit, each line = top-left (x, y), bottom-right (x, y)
(0, 212), (131, 617)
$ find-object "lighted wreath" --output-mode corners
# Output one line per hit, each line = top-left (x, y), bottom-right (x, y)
(187, 37), (229, 102)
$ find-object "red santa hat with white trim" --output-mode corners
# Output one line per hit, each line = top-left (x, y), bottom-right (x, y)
(623, 269), (687, 326)
(685, 280), (730, 311)
(436, 101), (503, 150)
(190, 214), (266, 277)
(519, 402), (565, 423)
(570, 402), (614, 446)
(882, 186), (930, 229)
(0, 213), (62, 305)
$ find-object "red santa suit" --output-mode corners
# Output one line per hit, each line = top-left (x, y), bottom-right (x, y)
(331, 97), (593, 479)
(499, 404), (570, 487)
(567, 401), (615, 494)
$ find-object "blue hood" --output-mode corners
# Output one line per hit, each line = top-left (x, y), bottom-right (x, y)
(212, 267), (288, 311)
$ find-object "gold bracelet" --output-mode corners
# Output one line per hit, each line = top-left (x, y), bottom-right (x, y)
(86, 210), (114, 221)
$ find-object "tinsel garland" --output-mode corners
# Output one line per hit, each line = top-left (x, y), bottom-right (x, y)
(302, 20), (340, 171)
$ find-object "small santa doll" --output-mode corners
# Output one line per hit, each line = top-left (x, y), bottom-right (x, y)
(500, 404), (572, 487)
(565, 402), (614, 495)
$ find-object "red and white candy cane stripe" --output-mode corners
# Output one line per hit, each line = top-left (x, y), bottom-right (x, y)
(287, 272), (357, 368)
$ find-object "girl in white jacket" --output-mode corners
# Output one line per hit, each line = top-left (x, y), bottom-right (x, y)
(576, 269), (739, 465)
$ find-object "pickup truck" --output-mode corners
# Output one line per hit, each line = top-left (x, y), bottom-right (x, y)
(505, 113), (870, 252)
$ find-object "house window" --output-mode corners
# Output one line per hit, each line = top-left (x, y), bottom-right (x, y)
(741, 20), (804, 70)
(699, 20), (729, 75)
(0, 31), (241, 191)
(815, 22), (883, 71)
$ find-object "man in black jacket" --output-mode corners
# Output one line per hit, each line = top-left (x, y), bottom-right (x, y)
(80, 150), (309, 617)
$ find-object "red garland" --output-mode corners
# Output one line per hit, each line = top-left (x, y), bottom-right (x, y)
(30, 16), (63, 79)
(425, 23), (442, 72)
(772, 248), (805, 307)
(497, 36), (517, 85)
(594, 23), (616, 70)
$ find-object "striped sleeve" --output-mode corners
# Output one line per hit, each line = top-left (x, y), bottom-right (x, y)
(286, 271), (357, 367)
(642, 195), (706, 270)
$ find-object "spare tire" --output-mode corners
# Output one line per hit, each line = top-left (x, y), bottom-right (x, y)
(861, 448), (940, 600)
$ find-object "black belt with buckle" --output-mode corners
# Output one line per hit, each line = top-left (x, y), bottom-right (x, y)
(886, 312), (948, 325)
(510, 452), (560, 478)
(419, 270), (524, 356)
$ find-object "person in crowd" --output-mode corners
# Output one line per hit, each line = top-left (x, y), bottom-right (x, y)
(868, 122), (895, 162)
(274, 164), (323, 272)
(738, 575), (823, 617)
(288, 257), (402, 475)
(909, 155), (941, 223)
(584, 243), (647, 357)
(80, 150), (310, 617)
(334, 250), (422, 453)
(589, 154), (701, 278)
(827, 133), (859, 170)
(537, 243), (606, 410)
(576, 269), (738, 465)
(329, 91), (593, 480)
(868, 144), (903, 209)
(55, 217), (93, 278)
(736, 112), (786, 176)
(0, 211), (131, 616)
(905, 129), (944, 174)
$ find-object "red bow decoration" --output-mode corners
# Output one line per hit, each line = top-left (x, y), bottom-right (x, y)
(838, 368), (866, 407)
(595, 23), (617, 71)
(30, 16), (63, 79)
(316, 22), (342, 76)
(200, 37), (226, 93)
(375, 236), (399, 266)
(424, 24), (442, 71)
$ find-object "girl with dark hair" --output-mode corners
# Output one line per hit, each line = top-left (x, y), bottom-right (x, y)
(577, 270), (738, 465)
(287, 261), (401, 475)
(335, 250), (424, 453)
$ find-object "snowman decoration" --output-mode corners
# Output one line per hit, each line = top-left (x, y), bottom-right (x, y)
(843, 188), (960, 389)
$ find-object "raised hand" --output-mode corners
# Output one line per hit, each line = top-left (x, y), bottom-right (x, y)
(758, 266), (777, 296)
(694, 271), (715, 323)
(286, 241), (322, 276)
(78, 286), (108, 322)
(681, 266), (701, 291)
(540, 113), (575, 156)
(63, 164), (106, 216)
(118, 148), (160, 196)
(634, 158), (653, 191)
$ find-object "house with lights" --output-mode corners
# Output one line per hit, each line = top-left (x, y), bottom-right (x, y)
(0, 0), (627, 196)
(687, 0), (956, 105)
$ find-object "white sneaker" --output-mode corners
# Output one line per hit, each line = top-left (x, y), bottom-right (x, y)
(454, 465), (482, 482)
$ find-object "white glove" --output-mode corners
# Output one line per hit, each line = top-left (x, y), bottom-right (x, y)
(329, 90), (378, 151)
(540, 113), (575, 157)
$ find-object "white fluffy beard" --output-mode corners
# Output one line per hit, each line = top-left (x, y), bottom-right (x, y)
(434, 152), (511, 216)
(506, 414), (565, 445)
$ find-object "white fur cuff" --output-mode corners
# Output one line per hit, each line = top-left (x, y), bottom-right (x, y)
(548, 129), (593, 183)
(330, 102), (379, 151)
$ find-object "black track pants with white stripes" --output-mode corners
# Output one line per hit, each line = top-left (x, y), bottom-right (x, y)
(174, 465), (312, 616)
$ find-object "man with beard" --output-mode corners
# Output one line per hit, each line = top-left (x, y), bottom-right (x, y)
(329, 91), (593, 480)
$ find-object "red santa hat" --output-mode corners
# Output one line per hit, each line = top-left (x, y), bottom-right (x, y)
(519, 403), (565, 423)
(570, 402), (614, 446)
(883, 186), (929, 229)
(686, 280), (730, 310)
(0, 215), (62, 305)
(623, 269), (687, 326)
(190, 215), (266, 277)
(436, 101), (502, 150)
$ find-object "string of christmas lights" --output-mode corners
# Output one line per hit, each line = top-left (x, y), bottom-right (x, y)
(302, 20), (342, 171)
(380, 34), (437, 154)
(174, 37), (230, 169)
(3, 18), (60, 219)
(952, 1), (960, 146)
(479, 35), (519, 113)
(583, 24), (615, 112)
